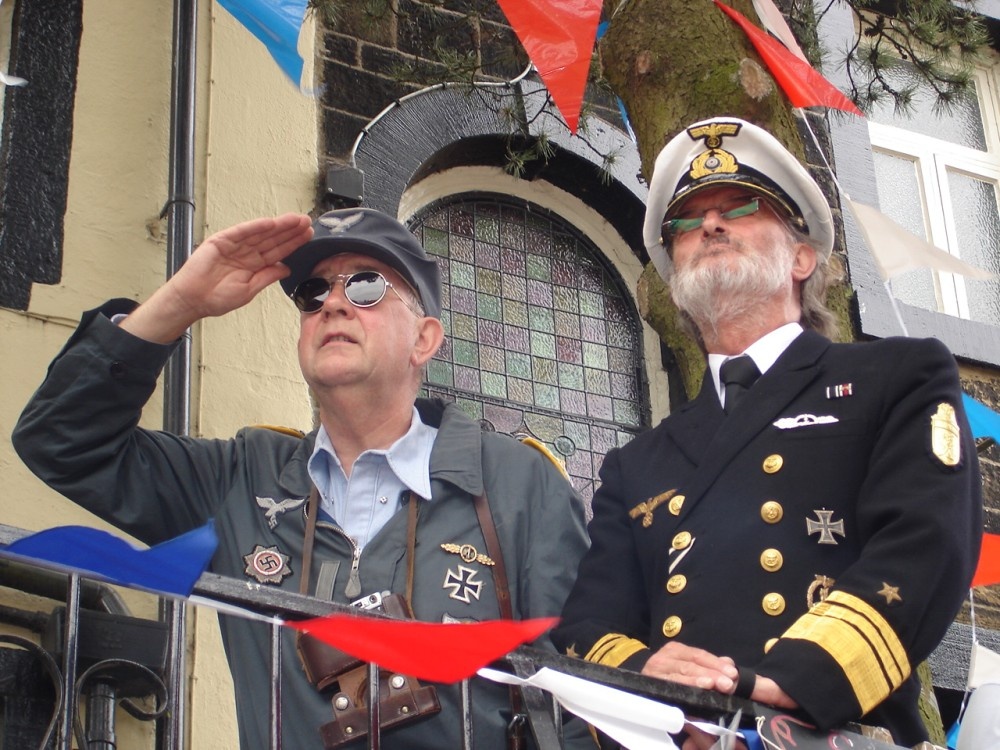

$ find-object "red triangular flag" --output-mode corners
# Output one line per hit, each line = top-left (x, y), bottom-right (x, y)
(496, 0), (602, 134)
(286, 614), (557, 683)
(714, 0), (862, 115)
(973, 532), (1000, 588)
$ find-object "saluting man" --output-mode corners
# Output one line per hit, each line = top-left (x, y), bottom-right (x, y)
(14, 208), (591, 749)
(552, 116), (983, 748)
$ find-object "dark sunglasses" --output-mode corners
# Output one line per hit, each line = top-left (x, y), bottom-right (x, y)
(291, 271), (417, 314)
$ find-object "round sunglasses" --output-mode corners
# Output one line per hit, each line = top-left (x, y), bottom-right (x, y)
(291, 271), (418, 314)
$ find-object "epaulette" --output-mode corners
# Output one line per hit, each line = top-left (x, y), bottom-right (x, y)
(518, 436), (570, 481)
(250, 424), (306, 439)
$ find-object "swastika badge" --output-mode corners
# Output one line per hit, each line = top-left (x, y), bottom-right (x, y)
(243, 544), (292, 584)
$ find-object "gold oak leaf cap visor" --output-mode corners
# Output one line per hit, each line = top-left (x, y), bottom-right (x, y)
(642, 116), (835, 281)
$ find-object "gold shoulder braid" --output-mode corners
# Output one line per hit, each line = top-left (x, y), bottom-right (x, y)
(251, 424), (306, 439)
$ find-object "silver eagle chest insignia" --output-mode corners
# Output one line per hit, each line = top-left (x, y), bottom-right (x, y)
(256, 496), (306, 529)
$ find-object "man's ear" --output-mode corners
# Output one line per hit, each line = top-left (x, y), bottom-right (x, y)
(411, 317), (444, 367)
(791, 242), (817, 282)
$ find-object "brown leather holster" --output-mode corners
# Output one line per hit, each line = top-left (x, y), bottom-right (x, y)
(296, 593), (441, 748)
(297, 487), (522, 749)
(319, 661), (442, 748)
(296, 492), (441, 748)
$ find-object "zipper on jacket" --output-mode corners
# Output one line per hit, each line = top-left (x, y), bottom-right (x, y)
(318, 520), (362, 599)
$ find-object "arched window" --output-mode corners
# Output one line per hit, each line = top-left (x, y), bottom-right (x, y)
(410, 195), (650, 511)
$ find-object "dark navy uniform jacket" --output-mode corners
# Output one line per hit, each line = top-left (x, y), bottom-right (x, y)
(553, 330), (982, 747)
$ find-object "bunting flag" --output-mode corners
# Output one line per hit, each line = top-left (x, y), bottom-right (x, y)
(0, 70), (27, 87)
(968, 642), (1000, 688)
(963, 393), (1000, 443)
(0, 522), (217, 597)
(216, 0), (309, 86)
(480, 666), (688, 749)
(972, 532), (1000, 589)
(847, 199), (995, 282)
(495, 0), (602, 134)
(751, 0), (807, 62)
(713, 0), (862, 115)
(287, 615), (557, 683)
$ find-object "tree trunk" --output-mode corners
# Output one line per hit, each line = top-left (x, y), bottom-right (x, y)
(600, 0), (815, 400)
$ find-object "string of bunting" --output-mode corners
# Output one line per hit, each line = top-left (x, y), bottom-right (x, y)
(0, 523), (554, 684)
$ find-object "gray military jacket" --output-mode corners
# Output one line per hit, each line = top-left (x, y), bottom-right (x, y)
(14, 301), (591, 749)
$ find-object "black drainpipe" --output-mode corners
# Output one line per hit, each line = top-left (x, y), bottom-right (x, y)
(159, 0), (197, 747)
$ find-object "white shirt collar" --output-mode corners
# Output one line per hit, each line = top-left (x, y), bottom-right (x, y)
(707, 322), (803, 404)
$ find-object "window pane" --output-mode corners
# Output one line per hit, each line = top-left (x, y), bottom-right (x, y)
(872, 150), (939, 312)
(413, 196), (649, 515)
(948, 170), (1000, 326)
(868, 60), (986, 150)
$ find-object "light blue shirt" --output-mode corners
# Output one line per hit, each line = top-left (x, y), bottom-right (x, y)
(307, 407), (438, 549)
(707, 322), (803, 408)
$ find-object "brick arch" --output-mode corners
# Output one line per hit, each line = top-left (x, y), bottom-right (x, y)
(352, 80), (649, 258)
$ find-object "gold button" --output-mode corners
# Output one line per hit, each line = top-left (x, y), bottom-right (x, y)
(762, 454), (784, 473)
(760, 548), (783, 572)
(662, 616), (683, 638)
(764, 638), (778, 653)
(671, 531), (692, 550)
(668, 494), (685, 515)
(666, 574), (687, 594)
(760, 501), (783, 523)
(762, 593), (786, 616)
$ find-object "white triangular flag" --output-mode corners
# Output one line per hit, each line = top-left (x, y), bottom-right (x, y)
(968, 641), (1000, 689)
(479, 667), (685, 749)
(751, 0), (807, 61)
(846, 198), (995, 281)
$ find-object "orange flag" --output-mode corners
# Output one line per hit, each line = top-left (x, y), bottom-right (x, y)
(714, 0), (862, 115)
(287, 614), (557, 683)
(973, 532), (1000, 588)
(496, 0), (602, 134)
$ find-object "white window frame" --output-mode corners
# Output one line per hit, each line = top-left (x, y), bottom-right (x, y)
(868, 59), (1000, 325)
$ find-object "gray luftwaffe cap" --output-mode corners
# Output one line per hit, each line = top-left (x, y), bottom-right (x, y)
(280, 208), (442, 319)
(642, 116), (835, 281)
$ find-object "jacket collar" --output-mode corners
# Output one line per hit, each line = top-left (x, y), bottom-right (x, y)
(278, 398), (486, 499)
(665, 330), (831, 514)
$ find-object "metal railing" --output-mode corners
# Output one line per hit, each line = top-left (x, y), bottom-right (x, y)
(0, 522), (939, 750)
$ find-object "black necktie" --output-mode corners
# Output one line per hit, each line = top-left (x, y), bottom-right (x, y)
(720, 355), (761, 414)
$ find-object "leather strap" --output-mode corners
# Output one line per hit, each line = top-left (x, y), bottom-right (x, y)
(405, 492), (418, 602)
(472, 492), (525, 746)
(473, 493), (512, 619)
(300, 487), (418, 603)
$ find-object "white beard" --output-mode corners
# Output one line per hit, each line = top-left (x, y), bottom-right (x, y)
(670, 233), (795, 342)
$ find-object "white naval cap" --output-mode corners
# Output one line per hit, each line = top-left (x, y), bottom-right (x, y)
(642, 116), (835, 280)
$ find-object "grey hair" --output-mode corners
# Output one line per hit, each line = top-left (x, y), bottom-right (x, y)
(787, 224), (844, 341)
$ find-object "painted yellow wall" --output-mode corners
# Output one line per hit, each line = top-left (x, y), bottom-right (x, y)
(2, 0), (319, 746)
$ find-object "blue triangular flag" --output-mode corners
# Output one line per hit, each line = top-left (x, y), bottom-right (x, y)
(962, 393), (1000, 443)
(1, 522), (217, 597)
(216, 0), (308, 85)
(947, 719), (961, 749)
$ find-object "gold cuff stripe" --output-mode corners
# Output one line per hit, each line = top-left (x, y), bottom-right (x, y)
(781, 591), (910, 714)
(585, 634), (648, 668)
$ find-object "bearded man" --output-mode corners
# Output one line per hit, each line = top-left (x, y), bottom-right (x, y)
(552, 116), (982, 749)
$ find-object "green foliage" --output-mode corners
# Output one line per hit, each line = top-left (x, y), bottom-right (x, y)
(788, 0), (989, 116)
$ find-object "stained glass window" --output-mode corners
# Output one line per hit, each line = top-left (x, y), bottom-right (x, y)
(411, 196), (649, 513)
